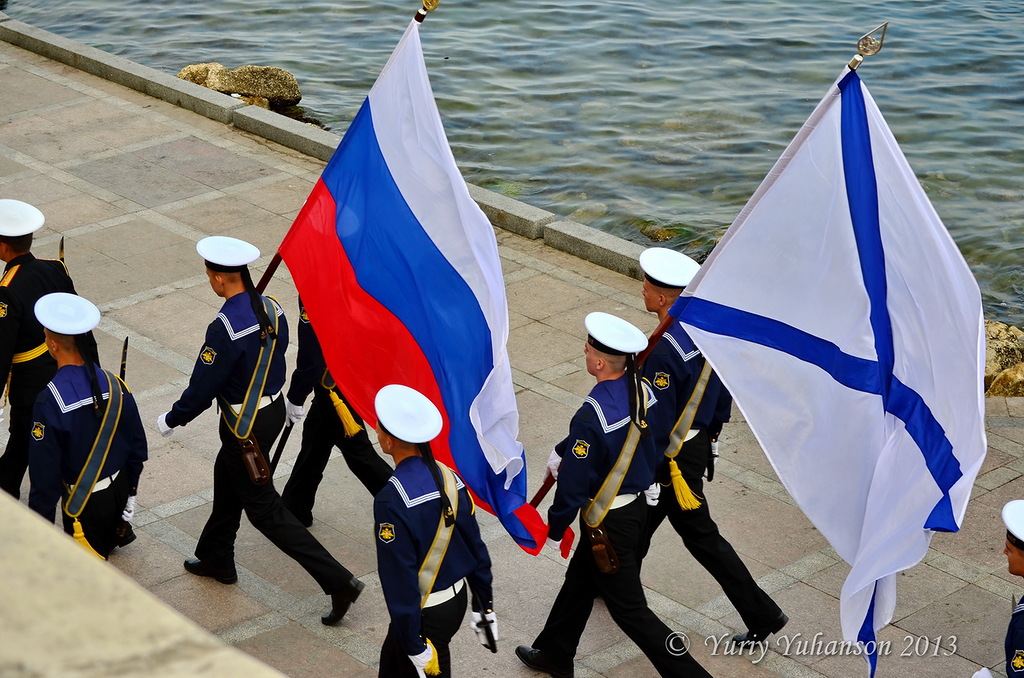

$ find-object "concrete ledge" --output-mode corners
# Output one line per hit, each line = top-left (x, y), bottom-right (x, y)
(467, 184), (556, 240)
(543, 220), (644, 279)
(0, 493), (285, 678)
(0, 12), (10, 23)
(232, 105), (341, 163)
(0, 19), (245, 123)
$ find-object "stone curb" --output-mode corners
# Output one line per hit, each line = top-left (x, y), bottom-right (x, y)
(0, 13), (648, 281)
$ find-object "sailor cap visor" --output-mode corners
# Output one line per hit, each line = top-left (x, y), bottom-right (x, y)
(585, 311), (647, 356)
(639, 247), (700, 289)
(375, 384), (443, 444)
(1005, 500), (1024, 549)
(35, 293), (100, 335)
(0, 199), (45, 237)
(197, 236), (260, 271)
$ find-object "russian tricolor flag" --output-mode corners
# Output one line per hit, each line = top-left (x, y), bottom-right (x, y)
(279, 20), (546, 553)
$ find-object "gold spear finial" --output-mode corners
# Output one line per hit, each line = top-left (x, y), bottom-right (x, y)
(414, 0), (439, 23)
(848, 22), (888, 71)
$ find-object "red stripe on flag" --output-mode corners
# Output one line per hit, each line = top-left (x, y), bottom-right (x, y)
(279, 179), (454, 463)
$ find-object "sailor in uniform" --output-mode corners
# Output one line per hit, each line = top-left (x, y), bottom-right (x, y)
(280, 297), (393, 526)
(1003, 500), (1024, 677)
(636, 247), (787, 645)
(516, 312), (712, 678)
(27, 293), (146, 558)
(156, 236), (362, 625)
(373, 384), (496, 678)
(0, 200), (77, 499)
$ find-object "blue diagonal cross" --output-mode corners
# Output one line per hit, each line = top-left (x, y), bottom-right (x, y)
(678, 71), (964, 675)
(678, 71), (963, 532)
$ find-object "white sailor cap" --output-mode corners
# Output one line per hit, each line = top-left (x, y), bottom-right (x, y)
(374, 384), (443, 444)
(639, 247), (700, 289)
(585, 311), (647, 356)
(34, 292), (100, 335)
(0, 199), (45, 238)
(197, 236), (260, 272)
(1004, 500), (1024, 549)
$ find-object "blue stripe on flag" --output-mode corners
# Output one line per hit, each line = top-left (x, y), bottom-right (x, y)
(681, 293), (961, 531)
(322, 99), (496, 481)
(838, 71), (960, 531)
(857, 583), (879, 676)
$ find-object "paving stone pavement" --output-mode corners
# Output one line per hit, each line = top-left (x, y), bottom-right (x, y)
(2, 34), (1023, 678)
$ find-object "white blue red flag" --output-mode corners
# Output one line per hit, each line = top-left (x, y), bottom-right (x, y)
(279, 20), (546, 553)
(677, 69), (986, 674)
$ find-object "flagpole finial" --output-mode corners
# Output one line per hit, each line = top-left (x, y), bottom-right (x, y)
(848, 22), (888, 70)
(414, 0), (439, 23)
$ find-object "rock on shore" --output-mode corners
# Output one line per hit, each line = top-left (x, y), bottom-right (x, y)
(177, 62), (301, 108)
(986, 320), (1024, 396)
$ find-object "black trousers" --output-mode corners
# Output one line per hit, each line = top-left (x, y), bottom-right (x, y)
(60, 471), (131, 558)
(282, 385), (392, 523)
(641, 428), (782, 632)
(378, 584), (467, 678)
(0, 360), (56, 498)
(534, 499), (712, 677)
(195, 397), (353, 594)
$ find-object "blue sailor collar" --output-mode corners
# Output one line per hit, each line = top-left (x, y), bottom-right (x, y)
(387, 456), (466, 509)
(215, 293), (284, 341)
(584, 375), (657, 434)
(46, 364), (110, 413)
(662, 320), (700, 362)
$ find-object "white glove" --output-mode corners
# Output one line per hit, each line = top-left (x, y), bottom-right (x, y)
(545, 448), (562, 480)
(546, 536), (561, 552)
(971, 669), (993, 678)
(285, 399), (305, 425)
(711, 440), (719, 457)
(409, 644), (434, 678)
(0, 407), (4, 427)
(156, 412), (174, 438)
(644, 482), (661, 506)
(122, 495), (137, 522)
(469, 610), (499, 647)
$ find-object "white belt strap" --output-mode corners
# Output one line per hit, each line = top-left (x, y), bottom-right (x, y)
(423, 579), (465, 608)
(91, 470), (119, 493)
(229, 391), (280, 412)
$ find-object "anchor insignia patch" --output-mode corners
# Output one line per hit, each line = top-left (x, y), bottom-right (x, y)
(200, 347), (216, 365)
(378, 522), (395, 543)
(31, 422), (44, 441)
(653, 372), (670, 389)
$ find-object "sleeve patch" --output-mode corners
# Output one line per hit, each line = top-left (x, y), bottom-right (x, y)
(200, 347), (216, 365)
(0, 302), (8, 318)
(31, 422), (44, 440)
(378, 522), (396, 543)
(1013, 650), (1024, 671)
(572, 439), (590, 459)
(653, 372), (670, 389)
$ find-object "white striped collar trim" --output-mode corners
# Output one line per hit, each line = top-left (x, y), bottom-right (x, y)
(217, 300), (285, 341)
(663, 332), (700, 362)
(585, 383), (657, 434)
(1014, 602), (1024, 615)
(48, 382), (109, 413)
(389, 473), (465, 509)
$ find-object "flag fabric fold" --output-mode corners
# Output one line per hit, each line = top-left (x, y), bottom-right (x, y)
(678, 68), (986, 674)
(279, 20), (546, 553)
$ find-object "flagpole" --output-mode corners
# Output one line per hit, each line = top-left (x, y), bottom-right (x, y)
(414, 0), (439, 23)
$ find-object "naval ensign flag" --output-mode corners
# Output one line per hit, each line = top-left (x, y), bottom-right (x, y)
(678, 69), (987, 675)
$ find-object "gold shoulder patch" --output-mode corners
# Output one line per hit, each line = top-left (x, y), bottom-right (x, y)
(31, 422), (44, 441)
(1013, 650), (1024, 671)
(200, 347), (216, 365)
(653, 372), (670, 389)
(299, 309), (310, 323)
(572, 439), (590, 459)
(0, 302), (7, 318)
(378, 522), (395, 543)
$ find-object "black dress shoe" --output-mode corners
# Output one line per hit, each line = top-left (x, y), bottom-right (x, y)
(732, 611), (789, 645)
(515, 645), (574, 678)
(183, 557), (238, 584)
(321, 577), (365, 626)
(115, 522), (137, 547)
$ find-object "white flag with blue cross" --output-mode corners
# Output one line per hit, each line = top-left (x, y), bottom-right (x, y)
(677, 68), (987, 675)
